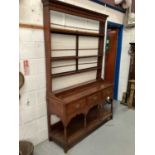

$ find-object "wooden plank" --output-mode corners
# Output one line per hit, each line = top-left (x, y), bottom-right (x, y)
(79, 55), (102, 58)
(51, 28), (104, 37)
(52, 62), (97, 69)
(19, 23), (44, 30)
(42, 5), (53, 142)
(76, 35), (79, 71)
(51, 55), (102, 61)
(52, 56), (77, 61)
(52, 67), (100, 78)
(43, 6), (52, 91)
(51, 48), (98, 51)
(96, 21), (105, 79)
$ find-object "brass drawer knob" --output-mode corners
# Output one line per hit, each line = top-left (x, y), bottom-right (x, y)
(76, 104), (80, 109)
(93, 96), (97, 100)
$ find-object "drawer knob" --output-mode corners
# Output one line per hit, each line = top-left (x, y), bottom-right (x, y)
(76, 104), (80, 109)
(93, 96), (97, 100)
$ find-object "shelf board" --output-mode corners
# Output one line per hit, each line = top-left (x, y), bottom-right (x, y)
(52, 62), (97, 69)
(79, 55), (101, 58)
(51, 48), (98, 51)
(51, 55), (101, 61)
(52, 56), (77, 61)
(51, 28), (104, 37)
(52, 67), (100, 78)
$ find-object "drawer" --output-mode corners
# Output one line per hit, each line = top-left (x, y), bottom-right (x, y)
(102, 87), (113, 99)
(66, 98), (86, 115)
(87, 92), (100, 107)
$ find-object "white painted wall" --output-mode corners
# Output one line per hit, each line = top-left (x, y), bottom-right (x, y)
(19, 28), (47, 145)
(118, 27), (135, 100)
(19, 0), (135, 145)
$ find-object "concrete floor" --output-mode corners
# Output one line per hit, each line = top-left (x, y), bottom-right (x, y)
(34, 102), (135, 155)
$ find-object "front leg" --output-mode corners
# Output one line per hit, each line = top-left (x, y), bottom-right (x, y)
(64, 126), (68, 153)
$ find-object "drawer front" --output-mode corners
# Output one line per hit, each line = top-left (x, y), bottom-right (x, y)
(87, 92), (100, 107)
(66, 98), (86, 115)
(102, 87), (113, 99)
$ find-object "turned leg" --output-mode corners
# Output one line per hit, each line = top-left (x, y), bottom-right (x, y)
(47, 114), (53, 141)
(98, 103), (102, 116)
(64, 147), (68, 153)
(84, 114), (87, 128)
(64, 126), (68, 153)
(64, 127), (67, 142)
(97, 103), (100, 109)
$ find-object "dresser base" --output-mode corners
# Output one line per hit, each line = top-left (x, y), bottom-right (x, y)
(49, 106), (112, 153)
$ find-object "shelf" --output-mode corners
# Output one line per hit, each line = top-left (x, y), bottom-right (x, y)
(51, 48), (98, 51)
(52, 56), (77, 61)
(52, 62), (97, 69)
(52, 67), (100, 78)
(51, 28), (104, 37)
(51, 55), (101, 61)
(79, 55), (101, 58)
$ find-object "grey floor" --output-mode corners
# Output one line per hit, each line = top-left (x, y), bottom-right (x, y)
(34, 102), (135, 155)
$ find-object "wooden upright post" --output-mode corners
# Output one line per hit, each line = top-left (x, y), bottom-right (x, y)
(97, 21), (105, 79)
(43, 4), (52, 140)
